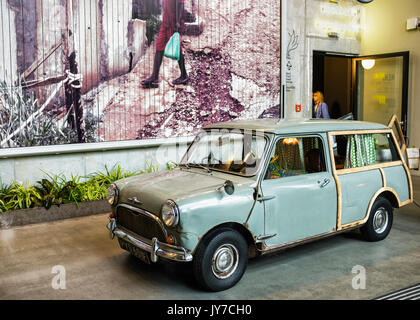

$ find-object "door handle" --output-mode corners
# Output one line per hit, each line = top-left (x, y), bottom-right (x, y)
(257, 195), (276, 202)
(318, 178), (330, 188)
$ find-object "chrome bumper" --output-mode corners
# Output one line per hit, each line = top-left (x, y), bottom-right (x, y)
(106, 218), (193, 263)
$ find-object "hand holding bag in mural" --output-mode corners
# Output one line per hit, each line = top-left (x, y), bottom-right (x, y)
(164, 32), (181, 61)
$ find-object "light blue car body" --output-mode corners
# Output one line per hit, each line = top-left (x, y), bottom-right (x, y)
(111, 118), (413, 258)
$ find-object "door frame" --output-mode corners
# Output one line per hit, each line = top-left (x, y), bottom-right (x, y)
(258, 132), (337, 248)
(312, 51), (410, 142)
(351, 51), (410, 141)
(313, 51), (359, 118)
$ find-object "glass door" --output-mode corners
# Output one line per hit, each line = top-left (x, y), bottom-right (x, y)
(352, 52), (409, 141)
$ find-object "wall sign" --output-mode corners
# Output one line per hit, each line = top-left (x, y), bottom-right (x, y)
(311, 0), (362, 39)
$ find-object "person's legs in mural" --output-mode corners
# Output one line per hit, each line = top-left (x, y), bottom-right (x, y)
(141, 0), (188, 89)
(141, 49), (164, 88)
(173, 51), (188, 85)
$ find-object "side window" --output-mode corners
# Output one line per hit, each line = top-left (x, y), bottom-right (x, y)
(265, 136), (326, 180)
(373, 133), (400, 163)
(333, 133), (400, 170)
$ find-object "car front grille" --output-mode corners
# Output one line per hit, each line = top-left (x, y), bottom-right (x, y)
(116, 205), (166, 242)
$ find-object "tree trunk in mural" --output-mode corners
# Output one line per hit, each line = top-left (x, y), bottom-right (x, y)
(61, 0), (74, 129)
(61, 0), (84, 142)
(68, 52), (86, 144)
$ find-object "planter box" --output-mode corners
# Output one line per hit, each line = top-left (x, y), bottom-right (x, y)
(407, 148), (419, 170)
(0, 200), (110, 229)
(409, 158), (419, 170)
(407, 148), (419, 159)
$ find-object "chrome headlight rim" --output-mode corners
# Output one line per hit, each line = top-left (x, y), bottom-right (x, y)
(161, 199), (180, 227)
(107, 183), (119, 206)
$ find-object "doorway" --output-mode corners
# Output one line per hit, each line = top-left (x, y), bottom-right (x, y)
(313, 51), (409, 141)
(313, 52), (354, 119)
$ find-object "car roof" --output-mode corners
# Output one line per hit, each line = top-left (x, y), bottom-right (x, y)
(204, 118), (389, 134)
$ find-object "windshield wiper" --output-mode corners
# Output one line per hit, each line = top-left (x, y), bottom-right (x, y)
(179, 163), (190, 169)
(187, 162), (212, 173)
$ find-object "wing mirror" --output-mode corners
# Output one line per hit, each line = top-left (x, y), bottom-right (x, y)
(216, 180), (235, 195)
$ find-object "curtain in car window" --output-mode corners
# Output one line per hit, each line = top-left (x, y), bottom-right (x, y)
(345, 134), (376, 168)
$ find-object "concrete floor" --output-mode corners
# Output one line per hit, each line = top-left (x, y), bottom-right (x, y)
(1, 177), (420, 300)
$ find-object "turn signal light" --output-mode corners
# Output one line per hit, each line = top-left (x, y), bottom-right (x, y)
(166, 235), (176, 245)
(109, 212), (115, 219)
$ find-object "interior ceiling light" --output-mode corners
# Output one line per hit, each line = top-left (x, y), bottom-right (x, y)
(361, 59), (375, 70)
(283, 138), (299, 145)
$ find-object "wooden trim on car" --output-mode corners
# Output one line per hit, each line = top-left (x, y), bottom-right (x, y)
(327, 132), (342, 231)
(336, 161), (403, 175)
(379, 168), (386, 187)
(328, 129), (392, 136)
(389, 128), (413, 203)
(326, 128), (413, 232)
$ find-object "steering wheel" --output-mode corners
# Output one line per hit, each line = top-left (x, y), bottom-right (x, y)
(201, 152), (222, 165)
(242, 151), (257, 166)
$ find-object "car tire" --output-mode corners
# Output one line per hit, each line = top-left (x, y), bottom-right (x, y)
(360, 197), (393, 242)
(193, 228), (248, 292)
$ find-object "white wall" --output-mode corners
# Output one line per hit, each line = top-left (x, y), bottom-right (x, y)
(0, 137), (193, 186)
(284, 0), (362, 119)
(0, 0), (17, 86)
(360, 0), (420, 150)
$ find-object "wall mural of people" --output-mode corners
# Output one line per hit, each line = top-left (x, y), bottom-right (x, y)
(0, 0), (281, 148)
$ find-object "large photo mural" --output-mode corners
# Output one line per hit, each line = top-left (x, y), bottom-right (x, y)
(0, 0), (281, 148)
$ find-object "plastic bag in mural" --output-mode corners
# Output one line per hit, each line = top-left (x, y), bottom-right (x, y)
(164, 32), (181, 61)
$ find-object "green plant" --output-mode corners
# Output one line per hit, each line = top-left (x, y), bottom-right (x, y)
(0, 179), (12, 196)
(143, 161), (159, 174)
(0, 162), (166, 213)
(88, 164), (140, 187)
(75, 180), (108, 202)
(1, 181), (42, 211)
(166, 161), (179, 171)
(0, 180), (13, 213)
(34, 176), (79, 210)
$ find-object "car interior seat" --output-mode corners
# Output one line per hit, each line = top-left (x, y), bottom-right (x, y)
(305, 148), (325, 173)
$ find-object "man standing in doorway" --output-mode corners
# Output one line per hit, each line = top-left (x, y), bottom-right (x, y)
(142, 0), (188, 88)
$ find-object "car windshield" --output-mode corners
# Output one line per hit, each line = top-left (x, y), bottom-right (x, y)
(180, 129), (267, 176)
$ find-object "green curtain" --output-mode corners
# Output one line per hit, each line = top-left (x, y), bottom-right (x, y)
(277, 142), (302, 170)
(345, 134), (376, 168)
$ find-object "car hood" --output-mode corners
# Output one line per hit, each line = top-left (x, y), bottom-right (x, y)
(115, 168), (255, 215)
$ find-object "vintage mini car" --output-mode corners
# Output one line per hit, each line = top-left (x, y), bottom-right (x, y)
(106, 116), (413, 291)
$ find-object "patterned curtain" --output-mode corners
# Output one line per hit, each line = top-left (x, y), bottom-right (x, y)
(345, 134), (376, 168)
(277, 142), (302, 170)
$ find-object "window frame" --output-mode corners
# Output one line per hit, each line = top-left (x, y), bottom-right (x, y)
(181, 129), (270, 178)
(327, 129), (403, 176)
(263, 133), (329, 180)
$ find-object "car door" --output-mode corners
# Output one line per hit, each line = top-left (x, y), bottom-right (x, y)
(259, 134), (337, 248)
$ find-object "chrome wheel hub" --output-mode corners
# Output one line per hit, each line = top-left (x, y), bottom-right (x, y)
(373, 207), (389, 234)
(212, 244), (239, 279)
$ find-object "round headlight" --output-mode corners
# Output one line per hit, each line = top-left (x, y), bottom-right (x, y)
(161, 200), (179, 227)
(107, 184), (119, 206)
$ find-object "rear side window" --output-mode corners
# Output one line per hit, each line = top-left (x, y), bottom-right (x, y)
(333, 133), (400, 170)
(265, 136), (326, 179)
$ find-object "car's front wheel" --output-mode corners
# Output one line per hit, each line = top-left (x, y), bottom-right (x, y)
(360, 197), (393, 242)
(193, 228), (248, 291)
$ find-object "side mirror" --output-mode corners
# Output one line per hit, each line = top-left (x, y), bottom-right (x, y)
(224, 180), (235, 195)
(216, 180), (235, 195)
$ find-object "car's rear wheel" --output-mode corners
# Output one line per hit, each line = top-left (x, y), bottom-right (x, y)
(193, 228), (248, 291)
(360, 197), (393, 242)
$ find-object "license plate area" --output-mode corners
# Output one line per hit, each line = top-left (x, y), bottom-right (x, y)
(118, 239), (151, 264)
